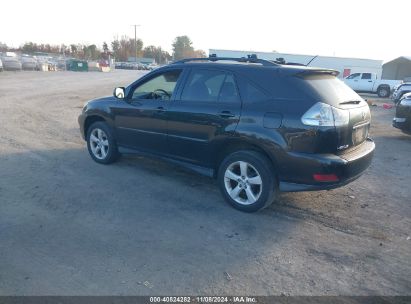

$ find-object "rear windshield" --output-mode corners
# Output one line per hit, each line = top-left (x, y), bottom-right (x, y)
(298, 74), (362, 106)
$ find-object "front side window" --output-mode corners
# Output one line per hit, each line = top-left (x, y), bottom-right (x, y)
(181, 69), (239, 102)
(346, 73), (360, 79)
(132, 69), (182, 100)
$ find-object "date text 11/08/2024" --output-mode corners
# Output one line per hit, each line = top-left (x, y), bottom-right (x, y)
(149, 296), (257, 303)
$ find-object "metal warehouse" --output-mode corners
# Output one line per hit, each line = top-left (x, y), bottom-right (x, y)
(209, 49), (383, 79)
(382, 56), (411, 81)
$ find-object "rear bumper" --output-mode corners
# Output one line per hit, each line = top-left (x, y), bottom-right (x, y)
(393, 117), (411, 134)
(279, 138), (375, 192)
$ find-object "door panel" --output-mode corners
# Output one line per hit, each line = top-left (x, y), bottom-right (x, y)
(358, 73), (374, 91)
(344, 73), (361, 90)
(114, 100), (169, 153)
(166, 101), (240, 165)
(166, 69), (241, 166)
(113, 69), (183, 153)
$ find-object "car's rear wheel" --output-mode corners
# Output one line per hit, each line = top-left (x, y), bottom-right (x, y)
(377, 86), (390, 98)
(86, 121), (119, 164)
(218, 150), (278, 212)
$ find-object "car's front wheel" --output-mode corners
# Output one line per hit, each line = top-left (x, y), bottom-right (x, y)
(86, 121), (119, 164)
(218, 150), (278, 212)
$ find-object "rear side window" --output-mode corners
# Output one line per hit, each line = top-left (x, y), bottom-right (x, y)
(236, 75), (268, 103)
(300, 74), (361, 106)
(218, 74), (240, 103)
(361, 73), (372, 80)
(181, 69), (240, 103)
(242, 81), (268, 103)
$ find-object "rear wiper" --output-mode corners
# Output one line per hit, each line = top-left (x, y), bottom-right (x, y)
(340, 100), (362, 105)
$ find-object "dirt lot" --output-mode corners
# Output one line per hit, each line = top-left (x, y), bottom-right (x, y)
(0, 71), (410, 296)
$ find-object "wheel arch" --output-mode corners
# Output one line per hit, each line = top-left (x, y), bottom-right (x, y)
(83, 115), (108, 138)
(212, 137), (279, 180)
(377, 84), (390, 91)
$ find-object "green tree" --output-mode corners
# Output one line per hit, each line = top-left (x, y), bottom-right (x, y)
(22, 42), (36, 53)
(172, 35), (194, 60)
(135, 38), (143, 57)
(88, 44), (98, 60)
(111, 39), (120, 58)
(143, 45), (157, 59)
(142, 46), (172, 64)
(70, 44), (78, 55)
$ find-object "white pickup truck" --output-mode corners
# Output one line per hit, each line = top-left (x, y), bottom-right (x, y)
(343, 72), (401, 98)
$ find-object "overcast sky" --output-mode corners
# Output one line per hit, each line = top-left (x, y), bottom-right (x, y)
(1, 0), (408, 61)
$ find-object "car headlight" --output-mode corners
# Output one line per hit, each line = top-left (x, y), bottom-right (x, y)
(400, 98), (411, 106)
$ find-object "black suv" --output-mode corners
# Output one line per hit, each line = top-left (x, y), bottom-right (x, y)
(79, 56), (375, 212)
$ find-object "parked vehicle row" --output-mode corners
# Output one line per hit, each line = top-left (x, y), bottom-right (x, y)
(115, 61), (157, 71)
(0, 52), (61, 71)
(343, 72), (401, 98)
(79, 55), (375, 212)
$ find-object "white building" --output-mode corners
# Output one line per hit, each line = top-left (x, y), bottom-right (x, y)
(209, 49), (383, 79)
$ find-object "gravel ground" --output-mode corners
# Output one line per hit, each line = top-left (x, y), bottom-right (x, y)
(0, 70), (410, 296)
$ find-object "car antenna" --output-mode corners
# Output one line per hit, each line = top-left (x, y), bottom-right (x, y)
(306, 55), (318, 66)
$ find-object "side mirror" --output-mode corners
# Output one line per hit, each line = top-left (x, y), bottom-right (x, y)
(114, 87), (125, 99)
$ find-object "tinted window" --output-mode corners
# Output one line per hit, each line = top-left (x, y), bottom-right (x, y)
(218, 74), (240, 103)
(361, 73), (372, 79)
(132, 69), (181, 100)
(302, 74), (361, 106)
(181, 69), (226, 102)
(243, 81), (267, 103)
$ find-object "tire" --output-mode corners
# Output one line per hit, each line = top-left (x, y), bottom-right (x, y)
(86, 121), (119, 164)
(377, 86), (390, 98)
(217, 150), (278, 212)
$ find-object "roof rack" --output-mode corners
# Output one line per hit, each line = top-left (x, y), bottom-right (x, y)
(172, 54), (279, 67)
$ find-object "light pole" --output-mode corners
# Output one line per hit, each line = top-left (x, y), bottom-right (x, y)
(131, 24), (141, 62)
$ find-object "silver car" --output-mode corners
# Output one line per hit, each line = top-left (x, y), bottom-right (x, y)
(1, 56), (22, 71)
(21, 56), (37, 70)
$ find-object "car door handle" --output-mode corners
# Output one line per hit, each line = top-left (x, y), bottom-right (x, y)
(219, 111), (235, 118)
(368, 80), (372, 82)
(156, 106), (166, 112)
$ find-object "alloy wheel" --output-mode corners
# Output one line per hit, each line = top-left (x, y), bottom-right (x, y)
(89, 128), (109, 160)
(224, 161), (263, 205)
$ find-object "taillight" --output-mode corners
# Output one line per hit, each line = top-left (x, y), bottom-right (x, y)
(302, 102), (349, 127)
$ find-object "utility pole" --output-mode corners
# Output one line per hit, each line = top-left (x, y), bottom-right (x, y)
(131, 24), (141, 62)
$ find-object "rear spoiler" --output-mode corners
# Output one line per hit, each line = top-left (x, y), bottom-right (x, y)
(295, 69), (340, 78)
